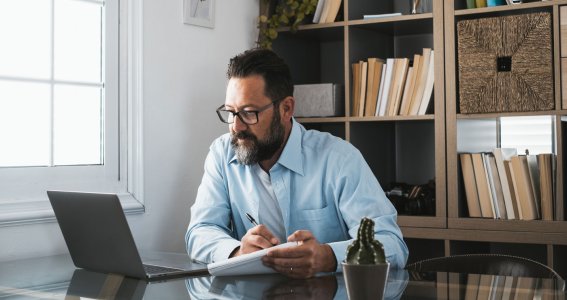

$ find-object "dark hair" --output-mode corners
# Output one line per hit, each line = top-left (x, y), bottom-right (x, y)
(227, 48), (293, 104)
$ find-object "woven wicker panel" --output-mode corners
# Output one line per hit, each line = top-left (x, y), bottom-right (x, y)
(457, 12), (554, 114)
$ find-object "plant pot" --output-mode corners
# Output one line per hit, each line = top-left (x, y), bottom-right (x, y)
(342, 262), (390, 300)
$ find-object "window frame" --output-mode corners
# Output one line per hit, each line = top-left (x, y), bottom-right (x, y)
(0, 0), (144, 226)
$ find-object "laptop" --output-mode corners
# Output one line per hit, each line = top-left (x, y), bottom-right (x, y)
(47, 190), (209, 281)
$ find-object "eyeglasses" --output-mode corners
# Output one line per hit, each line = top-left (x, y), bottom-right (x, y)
(216, 101), (278, 125)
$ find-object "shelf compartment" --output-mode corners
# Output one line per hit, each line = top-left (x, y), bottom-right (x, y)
(348, 21), (433, 62)
(350, 121), (437, 217)
(272, 26), (345, 86)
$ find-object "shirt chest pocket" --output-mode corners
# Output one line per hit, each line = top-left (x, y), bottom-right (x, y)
(293, 204), (344, 243)
(296, 204), (333, 221)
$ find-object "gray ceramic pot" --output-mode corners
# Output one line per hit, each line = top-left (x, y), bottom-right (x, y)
(342, 262), (390, 300)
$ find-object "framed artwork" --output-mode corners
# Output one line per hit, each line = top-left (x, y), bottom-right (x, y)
(183, 0), (215, 28)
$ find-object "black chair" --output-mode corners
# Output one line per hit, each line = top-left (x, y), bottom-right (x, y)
(405, 254), (563, 280)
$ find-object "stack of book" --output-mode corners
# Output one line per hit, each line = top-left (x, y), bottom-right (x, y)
(350, 48), (434, 117)
(312, 0), (342, 24)
(460, 149), (555, 220)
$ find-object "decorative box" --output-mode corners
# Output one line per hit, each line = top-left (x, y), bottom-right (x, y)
(293, 83), (344, 117)
(457, 12), (554, 114)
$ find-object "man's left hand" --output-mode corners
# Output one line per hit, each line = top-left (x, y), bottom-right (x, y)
(262, 230), (337, 278)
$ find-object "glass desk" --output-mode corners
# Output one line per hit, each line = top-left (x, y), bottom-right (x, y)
(0, 254), (564, 299)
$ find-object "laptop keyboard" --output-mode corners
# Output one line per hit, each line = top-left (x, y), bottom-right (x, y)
(143, 264), (184, 275)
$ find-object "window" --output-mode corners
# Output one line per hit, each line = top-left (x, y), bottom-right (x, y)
(0, 0), (143, 225)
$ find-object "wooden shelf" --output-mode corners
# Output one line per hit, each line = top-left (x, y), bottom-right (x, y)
(448, 218), (567, 234)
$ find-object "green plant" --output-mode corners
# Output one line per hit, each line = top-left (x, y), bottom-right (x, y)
(257, 0), (318, 49)
(345, 217), (386, 264)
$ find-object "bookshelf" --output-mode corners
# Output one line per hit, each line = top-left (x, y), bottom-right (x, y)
(264, 0), (567, 277)
(445, 0), (567, 279)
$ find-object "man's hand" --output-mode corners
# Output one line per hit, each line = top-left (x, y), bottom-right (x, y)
(230, 225), (280, 257)
(262, 230), (337, 278)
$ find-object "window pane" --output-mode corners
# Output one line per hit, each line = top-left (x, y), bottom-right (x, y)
(500, 116), (553, 155)
(0, 81), (50, 167)
(0, 0), (51, 79)
(54, 85), (102, 165)
(54, 0), (102, 82)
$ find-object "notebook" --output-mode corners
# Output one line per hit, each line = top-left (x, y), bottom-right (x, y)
(47, 190), (209, 280)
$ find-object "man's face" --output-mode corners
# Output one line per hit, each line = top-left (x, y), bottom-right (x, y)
(224, 75), (285, 165)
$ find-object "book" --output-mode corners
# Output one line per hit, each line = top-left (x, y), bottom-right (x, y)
(364, 58), (377, 117)
(377, 58), (395, 116)
(363, 12), (402, 19)
(510, 155), (538, 220)
(492, 148), (518, 219)
(466, 0), (476, 9)
(312, 0), (326, 23)
(323, 0), (342, 23)
(475, 0), (487, 7)
(358, 61), (368, 116)
(506, 159), (523, 220)
(398, 66), (414, 115)
(318, 0), (333, 24)
(399, 54), (421, 116)
(375, 64), (387, 116)
(387, 58), (409, 116)
(351, 62), (361, 116)
(526, 154), (541, 219)
(485, 153), (506, 219)
(471, 153), (495, 218)
(408, 48), (431, 115)
(537, 153), (554, 221)
(365, 58), (384, 117)
(417, 50), (434, 115)
(460, 153), (482, 218)
(208, 242), (298, 276)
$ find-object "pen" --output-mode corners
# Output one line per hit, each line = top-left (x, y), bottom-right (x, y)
(245, 212), (259, 226)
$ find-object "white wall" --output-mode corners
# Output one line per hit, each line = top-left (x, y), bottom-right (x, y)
(0, 0), (259, 261)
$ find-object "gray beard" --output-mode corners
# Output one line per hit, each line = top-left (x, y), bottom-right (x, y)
(231, 111), (285, 165)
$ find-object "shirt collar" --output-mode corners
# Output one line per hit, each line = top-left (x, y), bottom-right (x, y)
(227, 118), (304, 176)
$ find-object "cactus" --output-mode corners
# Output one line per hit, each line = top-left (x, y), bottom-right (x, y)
(345, 217), (386, 264)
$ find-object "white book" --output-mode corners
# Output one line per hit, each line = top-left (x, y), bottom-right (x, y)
(312, 0), (326, 23)
(378, 58), (395, 116)
(417, 50), (434, 115)
(375, 64), (387, 116)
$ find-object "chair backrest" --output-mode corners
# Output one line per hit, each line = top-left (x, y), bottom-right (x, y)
(405, 254), (563, 280)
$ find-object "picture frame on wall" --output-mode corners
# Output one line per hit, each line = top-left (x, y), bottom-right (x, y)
(183, 0), (215, 28)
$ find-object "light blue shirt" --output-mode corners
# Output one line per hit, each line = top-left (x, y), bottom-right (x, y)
(186, 119), (408, 271)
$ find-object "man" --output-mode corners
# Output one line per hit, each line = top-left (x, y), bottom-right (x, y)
(186, 48), (408, 278)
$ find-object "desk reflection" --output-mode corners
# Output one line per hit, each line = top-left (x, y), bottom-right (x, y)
(185, 268), (409, 300)
(61, 267), (564, 299)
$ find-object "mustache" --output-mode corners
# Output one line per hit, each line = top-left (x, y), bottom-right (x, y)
(232, 131), (256, 140)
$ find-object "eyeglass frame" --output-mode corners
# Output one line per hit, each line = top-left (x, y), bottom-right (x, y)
(215, 99), (282, 125)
